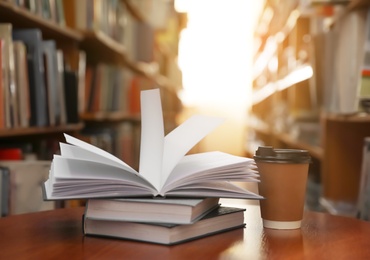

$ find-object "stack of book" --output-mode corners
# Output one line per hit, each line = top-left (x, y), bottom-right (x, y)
(83, 197), (246, 245)
(43, 89), (262, 244)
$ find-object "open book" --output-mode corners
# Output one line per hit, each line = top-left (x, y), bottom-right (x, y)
(43, 89), (262, 200)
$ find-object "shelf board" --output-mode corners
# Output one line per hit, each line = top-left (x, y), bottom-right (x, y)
(276, 132), (323, 160)
(0, 1), (82, 42)
(253, 7), (301, 78)
(81, 112), (141, 123)
(121, 0), (147, 22)
(310, 0), (350, 5)
(252, 63), (313, 105)
(347, 0), (370, 10)
(248, 123), (323, 160)
(323, 112), (370, 123)
(0, 123), (84, 138)
(79, 31), (177, 91)
(79, 31), (127, 65)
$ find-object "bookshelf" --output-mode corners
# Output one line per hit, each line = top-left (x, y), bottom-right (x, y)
(0, 0), (182, 212)
(63, 0), (181, 166)
(0, 1), (85, 159)
(248, 0), (370, 214)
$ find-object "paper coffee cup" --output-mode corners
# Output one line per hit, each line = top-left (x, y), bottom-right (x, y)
(254, 146), (311, 229)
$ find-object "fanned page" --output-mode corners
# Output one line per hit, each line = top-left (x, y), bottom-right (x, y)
(161, 115), (224, 188)
(43, 88), (262, 200)
(160, 151), (261, 198)
(139, 89), (225, 190)
(63, 134), (137, 174)
(139, 89), (165, 191)
(45, 156), (156, 199)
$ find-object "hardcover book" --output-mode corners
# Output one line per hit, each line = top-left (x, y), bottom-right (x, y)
(43, 89), (262, 200)
(12, 29), (48, 126)
(83, 206), (246, 245)
(42, 40), (59, 126)
(0, 24), (16, 128)
(13, 41), (31, 128)
(85, 197), (220, 224)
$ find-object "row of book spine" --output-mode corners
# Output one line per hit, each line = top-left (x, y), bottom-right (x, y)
(8, 0), (66, 27)
(0, 24), (84, 129)
(63, 0), (126, 42)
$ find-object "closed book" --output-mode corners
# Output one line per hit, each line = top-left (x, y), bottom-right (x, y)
(85, 197), (220, 224)
(0, 166), (10, 217)
(56, 50), (67, 125)
(63, 70), (79, 123)
(42, 40), (59, 126)
(0, 24), (16, 128)
(13, 41), (31, 128)
(83, 206), (246, 245)
(0, 39), (4, 129)
(12, 29), (48, 126)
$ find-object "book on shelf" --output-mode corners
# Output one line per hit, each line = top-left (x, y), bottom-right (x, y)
(0, 148), (23, 160)
(358, 8), (370, 112)
(13, 41), (31, 128)
(55, 50), (67, 125)
(85, 63), (127, 114)
(12, 28), (48, 127)
(43, 89), (262, 200)
(85, 197), (220, 225)
(42, 40), (59, 126)
(63, 0), (125, 42)
(357, 137), (370, 220)
(0, 166), (10, 217)
(0, 23), (16, 129)
(333, 8), (367, 114)
(63, 69), (79, 123)
(77, 51), (86, 116)
(0, 39), (4, 129)
(83, 206), (246, 245)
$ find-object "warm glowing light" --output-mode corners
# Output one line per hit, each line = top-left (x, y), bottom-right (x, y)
(176, 0), (264, 108)
(175, 0), (265, 156)
(252, 64), (313, 105)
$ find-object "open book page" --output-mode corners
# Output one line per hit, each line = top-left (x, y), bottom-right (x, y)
(162, 180), (262, 199)
(161, 115), (224, 188)
(139, 89), (165, 190)
(139, 89), (224, 190)
(47, 156), (156, 199)
(161, 151), (259, 194)
(63, 134), (136, 173)
(43, 88), (262, 200)
(59, 142), (137, 173)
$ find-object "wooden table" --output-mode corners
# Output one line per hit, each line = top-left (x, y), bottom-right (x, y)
(1, 200), (370, 259)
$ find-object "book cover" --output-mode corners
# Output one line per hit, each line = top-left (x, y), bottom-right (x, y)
(12, 28), (48, 126)
(43, 89), (262, 201)
(83, 206), (246, 245)
(85, 197), (220, 224)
